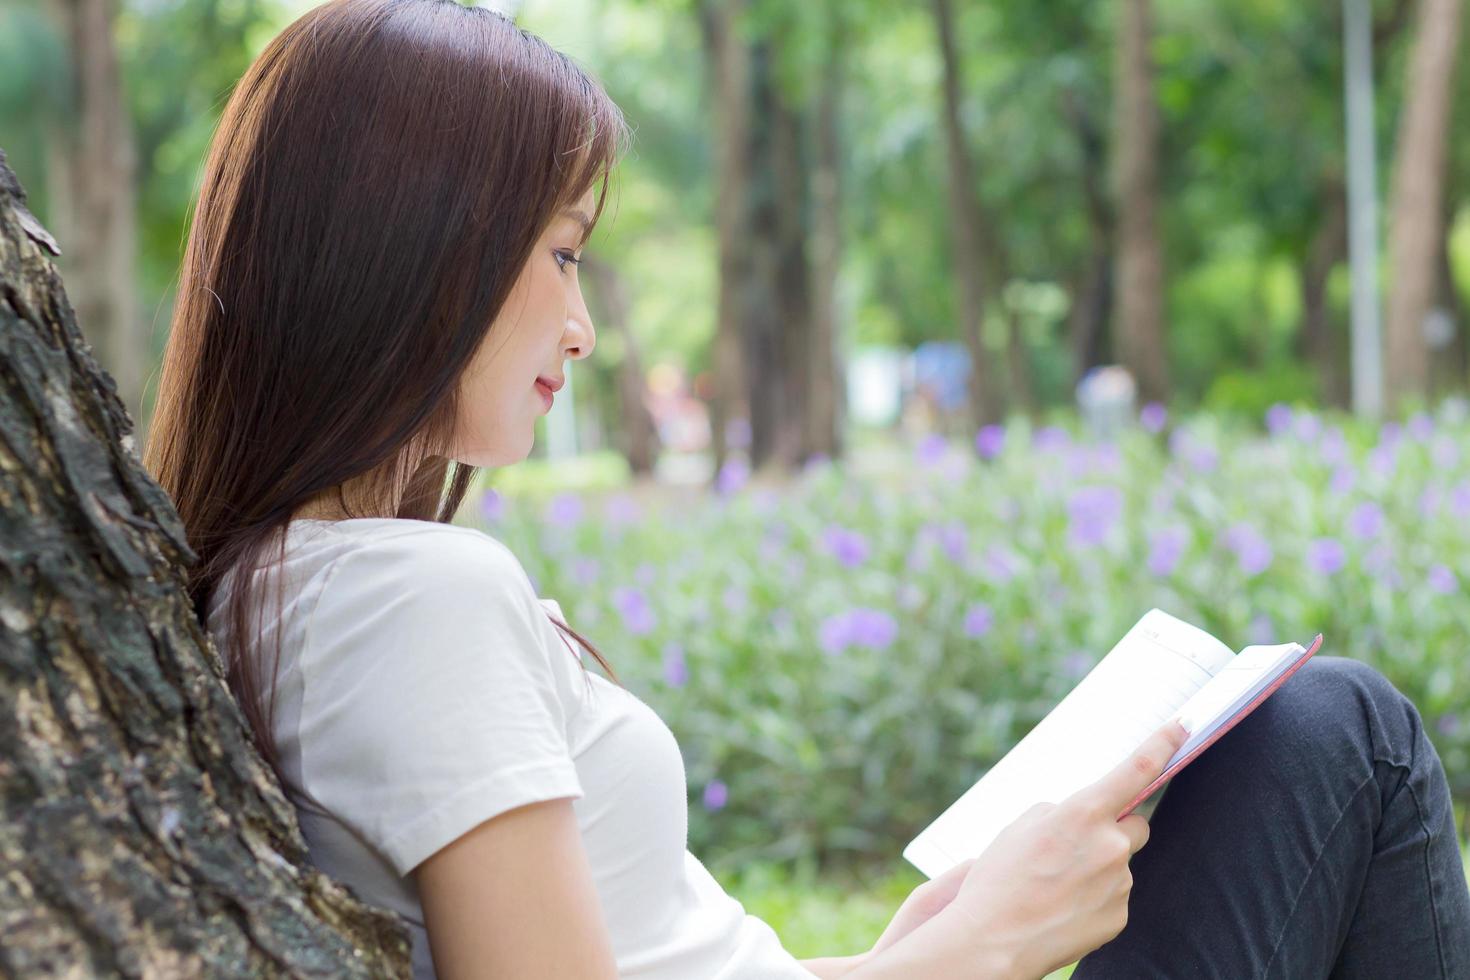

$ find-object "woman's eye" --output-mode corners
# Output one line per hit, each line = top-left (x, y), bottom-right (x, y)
(553, 249), (582, 273)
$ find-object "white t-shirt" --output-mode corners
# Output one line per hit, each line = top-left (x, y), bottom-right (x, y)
(206, 517), (815, 980)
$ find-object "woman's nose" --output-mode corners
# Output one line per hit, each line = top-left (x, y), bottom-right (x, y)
(565, 297), (596, 360)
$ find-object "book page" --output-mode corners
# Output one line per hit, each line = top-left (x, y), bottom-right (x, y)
(1164, 642), (1307, 769)
(903, 609), (1237, 879)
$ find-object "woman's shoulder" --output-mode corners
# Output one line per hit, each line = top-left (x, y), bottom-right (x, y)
(304, 518), (537, 607)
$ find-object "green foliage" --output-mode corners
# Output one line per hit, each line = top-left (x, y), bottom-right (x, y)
(1201, 361), (1321, 420)
(476, 406), (1470, 874)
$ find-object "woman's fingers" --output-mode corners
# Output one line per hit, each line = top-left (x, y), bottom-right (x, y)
(1117, 813), (1150, 855)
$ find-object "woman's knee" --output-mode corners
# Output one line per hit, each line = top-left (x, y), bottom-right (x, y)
(1241, 654), (1424, 766)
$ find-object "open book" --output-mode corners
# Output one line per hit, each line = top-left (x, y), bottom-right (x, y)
(903, 608), (1323, 879)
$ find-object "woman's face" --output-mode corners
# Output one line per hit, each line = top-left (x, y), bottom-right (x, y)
(450, 187), (598, 467)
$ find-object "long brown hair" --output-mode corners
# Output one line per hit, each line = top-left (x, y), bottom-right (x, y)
(145, 0), (628, 774)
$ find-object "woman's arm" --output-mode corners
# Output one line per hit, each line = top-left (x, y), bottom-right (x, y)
(797, 953), (872, 977)
(414, 797), (619, 980)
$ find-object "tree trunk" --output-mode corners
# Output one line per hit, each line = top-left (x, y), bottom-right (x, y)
(931, 0), (1004, 431)
(1061, 87), (1116, 387)
(1432, 205), (1467, 393)
(0, 150), (410, 976)
(770, 77), (812, 468)
(806, 3), (846, 462)
(699, 0), (753, 481)
(740, 40), (786, 471)
(1384, 0), (1464, 408)
(1112, 0), (1170, 404)
(42, 0), (146, 427)
(1299, 177), (1350, 407)
(581, 256), (660, 476)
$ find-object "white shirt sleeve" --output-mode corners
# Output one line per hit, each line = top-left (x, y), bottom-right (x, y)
(296, 526), (585, 876)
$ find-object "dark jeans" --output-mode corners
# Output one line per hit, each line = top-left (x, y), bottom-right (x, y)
(1074, 655), (1470, 979)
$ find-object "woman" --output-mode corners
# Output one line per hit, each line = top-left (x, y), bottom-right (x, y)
(144, 0), (1470, 977)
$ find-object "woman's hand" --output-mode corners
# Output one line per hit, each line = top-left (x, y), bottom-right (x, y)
(936, 719), (1191, 978)
(868, 856), (976, 958)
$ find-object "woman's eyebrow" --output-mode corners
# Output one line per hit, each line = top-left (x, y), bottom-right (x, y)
(561, 208), (592, 238)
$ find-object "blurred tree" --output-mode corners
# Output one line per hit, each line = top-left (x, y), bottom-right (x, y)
(582, 255), (661, 475)
(1385, 0), (1464, 406)
(1112, 0), (1169, 404)
(929, 0), (1007, 430)
(805, 0), (847, 461)
(42, 0), (144, 422)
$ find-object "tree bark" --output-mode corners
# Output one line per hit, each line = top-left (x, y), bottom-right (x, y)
(1299, 177), (1351, 407)
(1384, 0), (1464, 407)
(1111, 0), (1170, 404)
(931, 0), (1004, 430)
(770, 76), (812, 468)
(1432, 204), (1467, 393)
(698, 0), (753, 481)
(806, 2), (846, 462)
(0, 149), (410, 977)
(42, 0), (146, 427)
(1061, 87), (1116, 388)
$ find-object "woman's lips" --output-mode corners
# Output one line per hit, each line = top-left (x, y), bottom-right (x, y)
(535, 379), (554, 409)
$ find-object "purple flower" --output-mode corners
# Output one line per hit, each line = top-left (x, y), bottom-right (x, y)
(962, 603), (994, 638)
(1407, 412), (1434, 441)
(1319, 428), (1349, 465)
(605, 494), (642, 526)
(1453, 483), (1470, 519)
(612, 586), (656, 635)
(1431, 436), (1460, 469)
(1347, 502), (1384, 540)
(1265, 403), (1293, 436)
(1420, 487), (1443, 518)
(1062, 651), (1094, 679)
(726, 416), (752, 449)
(905, 545), (931, 574)
(722, 585), (749, 614)
(937, 522), (968, 563)
(702, 779), (728, 811)
(479, 489), (504, 522)
(976, 424), (1006, 460)
(1147, 526), (1188, 577)
(822, 525), (871, 568)
(1224, 523), (1273, 576)
(982, 545), (1020, 583)
(1330, 466), (1357, 495)
(1437, 713), (1462, 738)
(634, 563), (657, 587)
(571, 557), (601, 586)
(803, 452), (831, 474)
(818, 607), (899, 655)
(545, 492), (584, 526)
(1367, 445), (1396, 477)
(1033, 426), (1070, 452)
(662, 642), (688, 688)
(1306, 538), (1346, 576)
(1067, 485), (1124, 548)
(917, 433), (948, 466)
(1188, 444), (1220, 473)
(1140, 402), (1168, 434)
(1248, 613), (1275, 646)
(1427, 564), (1457, 595)
(716, 457), (750, 495)
(1292, 411), (1322, 442)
